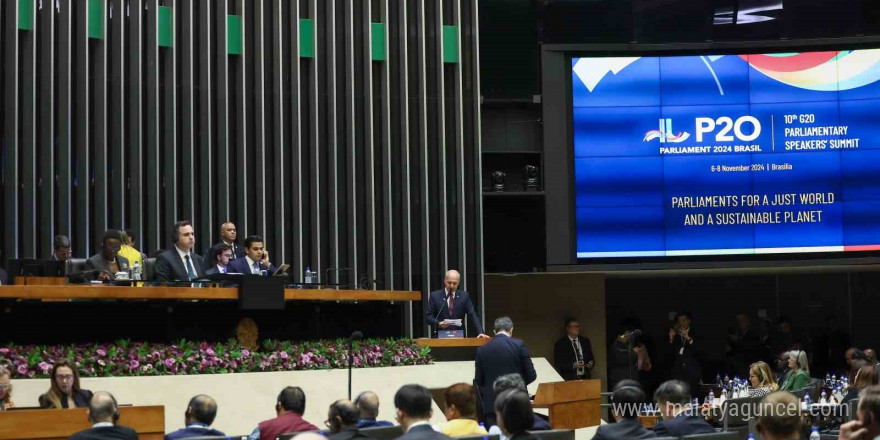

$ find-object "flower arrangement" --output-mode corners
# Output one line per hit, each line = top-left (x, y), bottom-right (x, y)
(0, 338), (432, 379)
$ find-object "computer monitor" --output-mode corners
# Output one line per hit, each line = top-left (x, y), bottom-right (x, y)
(6, 259), (66, 277)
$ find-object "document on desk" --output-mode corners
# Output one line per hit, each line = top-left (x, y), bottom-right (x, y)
(441, 319), (462, 326)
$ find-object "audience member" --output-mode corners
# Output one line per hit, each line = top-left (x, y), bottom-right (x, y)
(867, 348), (880, 379)
(354, 391), (393, 429)
(438, 383), (487, 436)
(592, 380), (656, 440)
(228, 235), (276, 275)
(776, 351), (792, 384)
(608, 327), (651, 391)
(842, 365), (879, 405)
(475, 316), (536, 426)
(117, 230), (144, 271)
(553, 317), (594, 381)
(668, 312), (702, 394)
(728, 314), (761, 377)
(205, 244), (233, 275)
(393, 384), (451, 440)
(68, 391), (138, 440)
(837, 385), (880, 440)
(847, 348), (870, 383)
(780, 350), (810, 391)
(748, 361), (779, 398)
(155, 221), (206, 282)
(203, 221), (245, 270)
(0, 366), (14, 410)
(755, 391), (801, 440)
(85, 230), (131, 281)
(494, 389), (539, 440)
(249, 386), (318, 440)
(325, 399), (375, 440)
(491, 374), (551, 431)
(50, 235), (73, 261)
(165, 394), (225, 440)
(39, 360), (94, 408)
(651, 380), (714, 437)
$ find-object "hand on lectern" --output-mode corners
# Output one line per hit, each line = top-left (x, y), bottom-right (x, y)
(476, 333), (490, 339)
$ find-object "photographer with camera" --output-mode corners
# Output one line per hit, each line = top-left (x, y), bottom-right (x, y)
(669, 312), (702, 396)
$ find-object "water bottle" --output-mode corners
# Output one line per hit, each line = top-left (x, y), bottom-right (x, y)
(810, 426), (820, 440)
(748, 434), (756, 440)
(826, 372), (831, 384)
(708, 389), (715, 406)
(304, 266), (314, 284)
(803, 392), (812, 410)
(132, 261), (142, 281)
(724, 375), (730, 386)
(716, 373), (722, 385)
(820, 391), (827, 405)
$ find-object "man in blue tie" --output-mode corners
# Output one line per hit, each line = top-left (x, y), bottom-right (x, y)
(227, 235), (277, 275)
(155, 220), (207, 282)
(205, 244), (233, 275)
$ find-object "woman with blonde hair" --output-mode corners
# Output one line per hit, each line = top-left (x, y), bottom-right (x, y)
(780, 350), (810, 391)
(0, 366), (13, 410)
(748, 361), (779, 398)
(38, 360), (93, 408)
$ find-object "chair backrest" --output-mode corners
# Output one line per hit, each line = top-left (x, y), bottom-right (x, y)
(360, 425), (404, 440)
(722, 396), (760, 429)
(683, 432), (739, 440)
(181, 437), (246, 440)
(456, 435), (499, 440)
(805, 378), (823, 399)
(144, 257), (157, 280)
(277, 431), (318, 440)
(653, 437), (681, 440)
(68, 258), (88, 274)
(527, 429), (575, 440)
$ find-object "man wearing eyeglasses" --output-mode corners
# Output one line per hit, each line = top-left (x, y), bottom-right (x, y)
(85, 230), (131, 282)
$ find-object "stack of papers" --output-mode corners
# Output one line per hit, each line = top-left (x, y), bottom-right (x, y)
(441, 319), (462, 326)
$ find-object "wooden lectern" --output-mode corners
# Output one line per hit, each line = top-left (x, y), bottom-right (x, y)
(0, 405), (165, 440)
(532, 379), (601, 429)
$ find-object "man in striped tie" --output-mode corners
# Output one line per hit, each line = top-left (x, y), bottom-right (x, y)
(155, 220), (207, 282)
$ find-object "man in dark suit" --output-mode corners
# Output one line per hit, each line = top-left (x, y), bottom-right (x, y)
(227, 235), (277, 275)
(392, 384), (452, 440)
(326, 399), (377, 440)
(154, 220), (206, 282)
(165, 394), (225, 440)
(202, 221), (245, 270)
(475, 316), (537, 426)
(85, 230), (131, 282)
(355, 391), (394, 429)
(669, 312), (701, 394)
(68, 392), (138, 440)
(554, 317), (595, 381)
(651, 380), (714, 437)
(49, 235), (73, 261)
(204, 244), (233, 276)
(425, 270), (488, 338)
(592, 380), (656, 440)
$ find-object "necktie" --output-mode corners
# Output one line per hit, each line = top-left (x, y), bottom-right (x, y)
(184, 255), (196, 280)
(572, 338), (585, 375)
(253, 262), (260, 275)
(220, 267), (227, 274)
(448, 293), (455, 315)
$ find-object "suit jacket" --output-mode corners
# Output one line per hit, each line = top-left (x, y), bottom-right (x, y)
(425, 289), (484, 335)
(67, 425), (139, 440)
(165, 424), (226, 440)
(329, 427), (378, 440)
(394, 424), (452, 440)
(651, 413), (715, 438)
(0, 268), (6, 285)
(553, 335), (594, 380)
(592, 418), (657, 440)
(39, 389), (93, 408)
(204, 265), (227, 276)
(356, 419), (394, 429)
(669, 331), (701, 388)
(201, 242), (246, 271)
(85, 254), (131, 278)
(474, 333), (537, 425)
(227, 256), (277, 276)
(154, 249), (206, 282)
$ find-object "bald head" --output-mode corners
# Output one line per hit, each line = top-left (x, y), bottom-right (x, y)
(356, 391), (381, 419)
(186, 394), (218, 426)
(89, 392), (119, 424)
(444, 270), (461, 292)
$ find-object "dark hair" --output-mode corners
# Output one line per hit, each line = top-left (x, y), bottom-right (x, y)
(654, 380), (691, 405)
(444, 383), (477, 417)
(277, 386), (306, 414)
(849, 348), (869, 361)
(330, 399), (361, 426)
(211, 244), (232, 265)
(494, 316), (514, 332)
(53, 235), (71, 249)
(187, 394), (218, 426)
(45, 360), (84, 409)
(494, 389), (533, 436)
(394, 384), (433, 419)
(124, 229), (136, 242)
(757, 392), (801, 438)
(493, 374), (527, 395)
(859, 386), (880, 422)
(173, 220), (193, 243)
(674, 312), (693, 322)
(564, 317), (579, 327)
(853, 365), (879, 389)
(244, 235), (264, 249)
(102, 230), (121, 246)
(611, 380), (646, 418)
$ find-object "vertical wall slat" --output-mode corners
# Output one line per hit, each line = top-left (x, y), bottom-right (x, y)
(161, 0), (177, 239)
(344, 0), (356, 285)
(379, 0), (393, 289)
(233, 0), (247, 236)
(215, 0), (230, 223)
(254, 0), (267, 237)
(470, 0), (486, 334)
(452, 0), (467, 289)
(94, 0), (109, 242)
(416, 0), (431, 333)
(145, 0), (161, 250)
(57, 0), (73, 241)
(197, 0), (213, 244)
(434, 0), (448, 274)
(110, 0), (126, 229)
(38, 0), (57, 255)
(128, 0), (144, 250)
(362, 0), (377, 286)
(290, 0), (303, 281)
(326, 0), (339, 283)
(180, 0), (196, 223)
(20, 0), (37, 257)
(3, 0), (21, 260)
(271, 0), (286, 263)
(73, 0), (90, 255)
(309, 0), (321, 280)
(397, 0), (414, 337)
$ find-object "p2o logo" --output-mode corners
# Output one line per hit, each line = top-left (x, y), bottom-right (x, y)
(695, 116), (761, 143)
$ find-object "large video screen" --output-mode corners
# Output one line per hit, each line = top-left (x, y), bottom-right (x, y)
(572, 50), (880, 258)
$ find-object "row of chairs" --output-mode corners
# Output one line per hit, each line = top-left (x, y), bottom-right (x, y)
(181, 427), (575, 440)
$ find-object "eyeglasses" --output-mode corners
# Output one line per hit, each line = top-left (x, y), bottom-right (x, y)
(324, 420), (332, 428)
(221, 253), (233, 258)
(0, 384), (11, 389)
(56, 374), (75, 382)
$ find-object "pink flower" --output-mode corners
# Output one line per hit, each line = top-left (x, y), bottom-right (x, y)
(241, 349), (250, 357)
(205, 349), (215, 356)
(279, 352), (289, 359)
(129, 360), (140, 369)
(38, 362), (51, 372)
(0, 348), (9, 354)
(164, 358), (176, 368)
(96, 349), (107, 356)
(17, 364), (27, 375)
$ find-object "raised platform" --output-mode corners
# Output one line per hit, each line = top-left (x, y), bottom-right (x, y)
(0, 285), (420, 301)
(415, 338), (490, 361)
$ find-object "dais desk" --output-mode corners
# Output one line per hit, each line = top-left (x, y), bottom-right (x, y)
(0, 405), (165, 440)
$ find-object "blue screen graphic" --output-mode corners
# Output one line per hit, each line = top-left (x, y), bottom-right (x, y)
(572, 51), (880, 258)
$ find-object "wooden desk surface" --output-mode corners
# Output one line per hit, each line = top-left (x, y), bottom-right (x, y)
(0, 285), (421, 302)
(0, 405), (165, 440)
(414, 338), (491, 347)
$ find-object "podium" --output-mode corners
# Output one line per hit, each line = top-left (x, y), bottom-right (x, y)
(532, 379), (601, 429)
(415, 338), (490, 361)
(0, 405), (165, 440)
